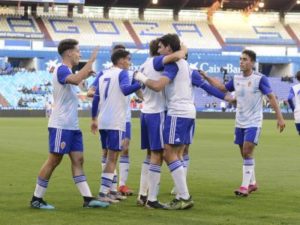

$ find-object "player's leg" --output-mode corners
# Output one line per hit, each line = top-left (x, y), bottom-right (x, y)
(30, 128), (66, 209)
(171, 144), (189, 195)
(69, 130), (109, 208)
(137, 150), (150, 206)
(234, 127), (260, 197)
(31, 153), (63, 209)
(137, 112), (150, 205)
(146, 150), (166, 209)
(98, 130), (122, 203)
(163, 116), (194, 209)
(119, 122), (133, 195)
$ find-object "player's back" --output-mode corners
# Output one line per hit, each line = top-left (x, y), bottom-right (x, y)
(165, 59), (195, 118)
(233, 71), (265, 128)
(140, 57), (166, 113)
(98, 67), (127, 131)
(48, 64), (79, 130)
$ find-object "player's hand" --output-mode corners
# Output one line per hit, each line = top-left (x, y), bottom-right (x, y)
(91, 120), (98, 134)
(224, 95), (236, 105)
(180, 42), (188, 54)
(198, 70), (208, 79)
(277, 118), (285, 133)
(133, 71), (148, 83)
(89, 46), (100, 62)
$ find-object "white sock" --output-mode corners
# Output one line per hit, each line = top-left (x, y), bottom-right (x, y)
(111, 170), (118, 192)
(138, 157), (150, 196)
(34, 177), (48, 198)
(73, 175), (92, 197)
(249, 160), (256, 185)
(119, 156), (130, 186)
(148, 164), (161, 202)
(168, 160), (190, 200)
(183, 154), (190, 177)
(241, 158), (254, 189)
(101, 155), (106, 171)
(99, 172), (114, 195)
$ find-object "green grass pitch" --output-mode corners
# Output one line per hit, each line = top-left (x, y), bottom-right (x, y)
(0, 117), (299, 225)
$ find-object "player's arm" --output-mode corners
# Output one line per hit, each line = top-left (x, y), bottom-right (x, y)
(87, 71), (103, 98)
(162, 44), (188, 64)
(135, 89), (144, 101)
(260, 76), (285, 132)
(135, 63), (178, 92)
(287, 87), (295, 112)
(66, 46), (99, 85)
(199, 70), (228, 92)
(119, 70), (142, 96)
(192, 70), (233, 102)
(91, 84), (100, 134)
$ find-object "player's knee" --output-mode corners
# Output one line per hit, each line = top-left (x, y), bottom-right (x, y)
(121, 148), (129, 156)
(74, 156), (84, 166)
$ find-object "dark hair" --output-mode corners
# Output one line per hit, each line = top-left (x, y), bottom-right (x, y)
(111, 49), (130, 65)
(112, 44), (126, 52)
(296, 71), (300, 81)
(158, 33), (180, 52)
(242, 49), (256, 62)
(149, 38), (159, 57)
(57, 39), (78, 56)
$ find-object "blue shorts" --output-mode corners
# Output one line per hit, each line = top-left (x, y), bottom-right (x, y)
(184, 122), (195, 145)
(122, 122), (131, 140)
(234, 127), (261, 145)
(48, 128), (83, 154)
(140, 112), (165, 151)
(163, 115), (195, 145)
(295, 123), (300, 134)
(99, 129), (123, 151)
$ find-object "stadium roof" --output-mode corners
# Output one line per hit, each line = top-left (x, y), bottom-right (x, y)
(84, 0), (300, 13)
(1, 0), (299, 13)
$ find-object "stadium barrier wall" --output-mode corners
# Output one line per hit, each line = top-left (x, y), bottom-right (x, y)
(0, 110), (294, 120)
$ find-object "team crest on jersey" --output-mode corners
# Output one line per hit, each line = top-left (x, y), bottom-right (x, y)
(248, 81), (251, 87)
(60, 142), (66, 150)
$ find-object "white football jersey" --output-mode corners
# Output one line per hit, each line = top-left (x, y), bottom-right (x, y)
(291, 83), (300, 123)
(139, 57), (166, 114)
(97, 67), (128, 131)
(48, 64), (79, 130)
(233, 72), (266, 128)
(164, 59), (196, 118)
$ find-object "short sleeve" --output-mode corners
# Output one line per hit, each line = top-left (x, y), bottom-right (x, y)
(57, 65), (72, 85)
(259, 76), (272, 95)
(153, 55), (165, 71)
(225, 79), (234, 92)
(161, 63), (179, 81)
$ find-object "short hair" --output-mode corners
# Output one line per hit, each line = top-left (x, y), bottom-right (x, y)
(111, 49), (130, 65)
(158, 33), (180, 52)
(57, 39), (78, 56)
(296, 71), (300, 81)
(112, 44), (126, 52)
(242, 49), (256, 62)
(149, 38), (159, 57)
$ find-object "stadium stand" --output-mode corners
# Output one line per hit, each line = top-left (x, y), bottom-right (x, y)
(213, 12), (295, 45)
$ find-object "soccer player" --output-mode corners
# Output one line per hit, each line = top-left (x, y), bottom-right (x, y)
(91, 49), (141, 203)
(287, 71), (300, 135)
(88, 45), (135, 196)
(30, 39), (109, 209)
(135, 34), (231, 209)
(137, 38), (189, 209)
(200, 49), (285, 197)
